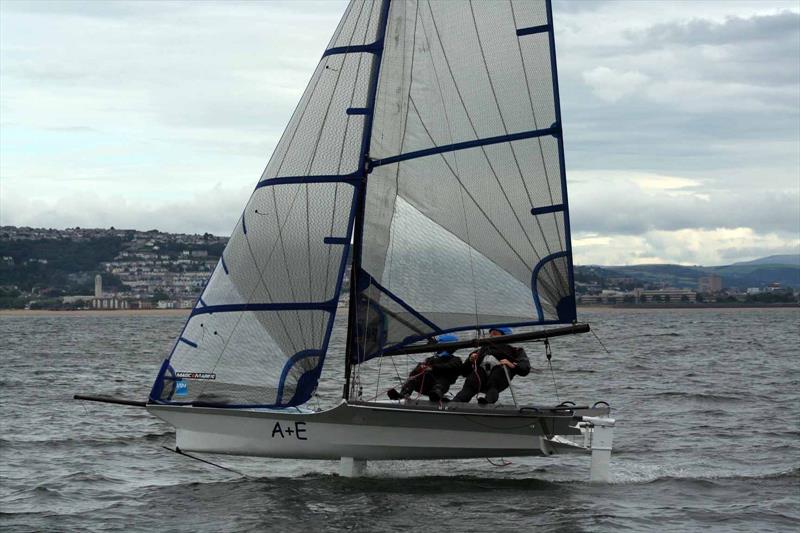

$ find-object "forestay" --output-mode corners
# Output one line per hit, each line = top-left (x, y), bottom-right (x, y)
(353, 0), (576, 362)
(150, 1), (388, 407)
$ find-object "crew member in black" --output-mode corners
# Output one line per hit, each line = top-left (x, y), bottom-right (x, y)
(387, 334), (462, 402)
(452, 327), (531, 404)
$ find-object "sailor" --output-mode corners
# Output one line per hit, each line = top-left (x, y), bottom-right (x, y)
(386, 334), (463, 402)
(452, 327), (531, 404)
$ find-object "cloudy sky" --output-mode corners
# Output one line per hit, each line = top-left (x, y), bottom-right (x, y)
(1, 0), (798, 265)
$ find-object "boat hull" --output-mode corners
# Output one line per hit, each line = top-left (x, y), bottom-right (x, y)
(147, 401), (608, 460)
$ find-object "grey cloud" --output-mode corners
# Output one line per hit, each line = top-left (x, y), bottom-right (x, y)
(628, 10), (800, 47)
(570, 184), (800, 236)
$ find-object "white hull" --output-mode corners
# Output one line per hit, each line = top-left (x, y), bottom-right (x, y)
(147, 400), (610, 461)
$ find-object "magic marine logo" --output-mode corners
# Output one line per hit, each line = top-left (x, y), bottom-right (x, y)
(176, 371), (216, 380)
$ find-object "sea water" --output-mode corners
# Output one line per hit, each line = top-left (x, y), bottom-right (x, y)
(1, 308), (798, 532)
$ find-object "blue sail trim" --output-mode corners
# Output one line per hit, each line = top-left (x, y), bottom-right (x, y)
(178, 337), (198, 348)
(221, 255), (229, 274)
(531, 204), (564, 216)
(346, 107), (371, 115)
(322, 41), (382, 58)
(545, 0), (578, 321)
(369, 125), (560, 169)
(241, 213), (247, 235)
(190, 301), (337, 317)
(198, 297), (207, 307)
(276, 349), (324, 405)
(531, 252), (576, 323)
(324, 236), (349, 244)
(362, 270), (441, 332)
(149, 360), (175, 401)
(255, 173), (361, 189)
(516, 24), (551, 36)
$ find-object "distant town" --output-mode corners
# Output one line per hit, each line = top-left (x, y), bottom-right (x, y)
(1, 225), (798, 310)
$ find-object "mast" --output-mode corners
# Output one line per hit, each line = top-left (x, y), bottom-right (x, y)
(343, 0), (392, 400)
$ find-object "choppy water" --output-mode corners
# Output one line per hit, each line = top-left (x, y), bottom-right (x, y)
(1, 308), (798, 532)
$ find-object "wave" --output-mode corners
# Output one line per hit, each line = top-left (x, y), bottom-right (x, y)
(0, 430), (174, 449)
(651, 391), (747, 402)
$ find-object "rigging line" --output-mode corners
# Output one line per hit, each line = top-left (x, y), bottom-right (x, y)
(419, 7), (480, 330)
(423, 2), (562, 295)
(407, 96), (561, 300)
(467, 0), (566, 293)
(591, 328), (614, 357)
(544, 338), (560, 403)
(509, 1), (564, 254)
(162, 446), (253, 479)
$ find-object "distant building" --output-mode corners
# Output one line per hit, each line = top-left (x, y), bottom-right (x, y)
(91, 297), (129, 310)
(94, 274), (103, 298)
(635, 288), (697, 303)
(698, 274), (722, 293)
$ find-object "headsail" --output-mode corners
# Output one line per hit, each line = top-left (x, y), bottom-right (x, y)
(353, 0), (576, 362)
(150, 0), (389, 407)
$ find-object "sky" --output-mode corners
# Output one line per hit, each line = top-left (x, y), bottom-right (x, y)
(1, 0), (798, 266)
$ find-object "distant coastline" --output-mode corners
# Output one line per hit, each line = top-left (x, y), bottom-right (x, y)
(578, 303), (799, 310)
(0, 308), (190, 317)
(1, 305), (797, 318)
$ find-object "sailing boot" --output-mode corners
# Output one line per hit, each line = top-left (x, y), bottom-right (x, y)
(428, 385), (444, 402)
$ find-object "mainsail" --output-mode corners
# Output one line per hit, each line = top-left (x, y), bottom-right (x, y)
(150, 0), (576, 408)
(353, 0), (575, 362)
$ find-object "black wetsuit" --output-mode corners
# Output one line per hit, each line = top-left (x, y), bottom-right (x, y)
(399, 354), (463, 400)
(452, 343), (531, 404)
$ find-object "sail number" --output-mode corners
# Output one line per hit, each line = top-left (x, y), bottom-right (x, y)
(271, 421), (308, 440)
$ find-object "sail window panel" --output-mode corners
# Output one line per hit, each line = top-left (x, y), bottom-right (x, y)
(165, 310), (328, 406)
(509, 0), (549, 32)
(201, 258), (245, 307)
(382, 197), (537, 319)
(389, 145), (566, 286)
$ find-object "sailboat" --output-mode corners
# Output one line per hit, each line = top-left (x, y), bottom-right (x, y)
(78, 0), (615, 481)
